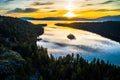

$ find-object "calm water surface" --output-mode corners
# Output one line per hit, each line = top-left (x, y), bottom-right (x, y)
(31, 20), (120, 65)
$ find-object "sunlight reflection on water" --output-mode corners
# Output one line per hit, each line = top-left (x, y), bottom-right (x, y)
(31, 20), (120, 65)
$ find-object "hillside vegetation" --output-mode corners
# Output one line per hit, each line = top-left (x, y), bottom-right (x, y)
(0, 16), (44, 44)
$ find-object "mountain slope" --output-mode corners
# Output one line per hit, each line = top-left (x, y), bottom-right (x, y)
(21, 15), (120, 21)
(97, 15), (120, 21)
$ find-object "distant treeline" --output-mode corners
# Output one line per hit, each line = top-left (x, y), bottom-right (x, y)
(56, 21), (120, 42)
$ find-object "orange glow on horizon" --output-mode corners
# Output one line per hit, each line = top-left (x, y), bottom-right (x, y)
(64, 11), (77, 18)
(5, 10), (120, 19)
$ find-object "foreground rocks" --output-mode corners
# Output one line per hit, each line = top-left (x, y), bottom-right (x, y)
(0, 48), (25, 76)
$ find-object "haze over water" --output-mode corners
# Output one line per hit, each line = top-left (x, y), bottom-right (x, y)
(31, 20), (120, 65)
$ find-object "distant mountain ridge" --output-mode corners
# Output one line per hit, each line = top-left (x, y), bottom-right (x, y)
(96, 15), (120, 22)
(21, 17), (93, 21)
(21, 15), (120, 21)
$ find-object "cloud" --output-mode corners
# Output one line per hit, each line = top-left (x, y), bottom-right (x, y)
(6, 8), (38, 13)
(44, 7), (51, 9)
(95, 9), (120, 11)
(80, 4), (94, 7)
(6, 0), (29, 1)
(100, 0), (113, 4)
(32, 2), (54, 6)
(49, 10), (57, 12)
(0, 8), (9, 10)
(81, 0), (115, 7)
(6, 0), (15, 1)
(85, 4), (94, 6)
(80, 9), (120, 13)
(5, 0), (20, 2)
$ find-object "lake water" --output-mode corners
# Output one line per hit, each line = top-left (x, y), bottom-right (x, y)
(31, 20), (120, 65)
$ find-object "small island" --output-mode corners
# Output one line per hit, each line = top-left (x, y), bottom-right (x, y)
(67, 34), (76, 40)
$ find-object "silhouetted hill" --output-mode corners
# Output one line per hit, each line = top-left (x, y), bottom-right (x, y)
(97, 15), (120, 22)
(21, 17), (94, 21)
(21, 15), (120, 21)
(0, 15), (44, 45)
(56, 21), (120, 42)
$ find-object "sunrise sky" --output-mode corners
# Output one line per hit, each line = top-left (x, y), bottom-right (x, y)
(0, 0), (120, 18)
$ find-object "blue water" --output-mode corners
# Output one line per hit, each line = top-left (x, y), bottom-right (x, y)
(31, 20), (120, 66)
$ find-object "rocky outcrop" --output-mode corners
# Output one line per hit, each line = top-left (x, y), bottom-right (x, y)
(0, 47), (25, 79)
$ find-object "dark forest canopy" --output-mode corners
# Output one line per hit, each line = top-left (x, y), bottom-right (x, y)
(0, 15), (44, 44)
(1, 45), (120, 80)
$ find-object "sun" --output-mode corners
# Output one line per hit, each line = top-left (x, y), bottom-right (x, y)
(64, 11), (77, 18)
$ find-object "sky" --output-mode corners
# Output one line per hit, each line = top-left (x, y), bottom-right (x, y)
(0, 0), (120, 18)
